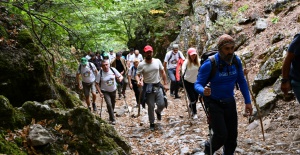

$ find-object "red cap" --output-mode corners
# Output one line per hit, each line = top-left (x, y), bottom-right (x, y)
(144, 45), (153, 52)
(187, 48), (197, 55)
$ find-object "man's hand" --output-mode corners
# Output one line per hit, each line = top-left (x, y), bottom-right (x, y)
(78, 84), (83, 90)
(99, 92), (104, 98)
(129, 83), (133, 89)
(137, 81), (143, 87)
(281, 82), (291, 95)
(163, 83), (169, 92)
(244, 104), (253, 116)
(203, 86), (211, 96)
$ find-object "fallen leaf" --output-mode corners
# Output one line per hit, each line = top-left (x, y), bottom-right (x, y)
(54, 124), (62, 131)
(63, 144), (68, 151)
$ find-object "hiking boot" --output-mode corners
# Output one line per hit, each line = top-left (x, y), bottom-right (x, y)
(174, 95), (181, 99)
(155, 110), (161, 121)
(111, 121), (116, 125)
(150, 123), (155, 131)
(92, 103), (97, 112)
(118, 94), (122, 100)
(170, 92), (175, 97)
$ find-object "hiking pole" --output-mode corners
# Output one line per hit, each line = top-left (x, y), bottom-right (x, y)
(99, 97), (104, 118)
(181, 78), (191, 118)
(122, 94), (135, 127)
(241, 59), (265, 141)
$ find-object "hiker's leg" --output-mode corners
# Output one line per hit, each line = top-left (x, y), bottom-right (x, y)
(167, 69), (176, 95)
(91, 82), (97, 103)
(146, 92), (156, 124)
(82, 82), (91, 107)
(132, 80), (140, 104)
(117, 82), (122, 97)
(207, 99), (227, 153)
(223, 100), (238, 155)
(184, 80), (197, 113)
(155, 87), (165, 114)
(122, 75), (128, 95)
(110, 90), (117, 110)
(103, 92), (115, 121)
(291, 79), (300, 103)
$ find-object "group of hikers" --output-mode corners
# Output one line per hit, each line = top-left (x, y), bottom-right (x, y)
(75, 33), (300, 155)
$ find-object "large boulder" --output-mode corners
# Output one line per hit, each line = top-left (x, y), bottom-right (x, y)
(251, 87), (278, 121)
(252, 46), (285, 95)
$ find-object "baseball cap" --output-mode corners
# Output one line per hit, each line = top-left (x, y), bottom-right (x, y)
(187, 48), (197, 55)
(144, 45), (153, 52)
(80, 57), (88, 65)
(103, 52), (108, 57)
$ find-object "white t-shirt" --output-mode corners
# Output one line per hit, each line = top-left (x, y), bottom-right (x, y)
(164, 50), (185, 69)
(77, 62), (97, 83)
(96, 67), (121, 92)
(108, 53), (116, 62)
(128, 54), (143, 67)
(181, 59), (200, 83)
(126, 53), (134, 61)
(128, 66), (143, 80)
(136, 59), (163, 84)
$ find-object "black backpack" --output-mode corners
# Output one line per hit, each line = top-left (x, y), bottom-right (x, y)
(200, 50), (239, 89)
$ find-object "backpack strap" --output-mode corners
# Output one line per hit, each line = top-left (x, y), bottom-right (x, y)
(167, 51), (182, 63)
(207, 55), (217, 83)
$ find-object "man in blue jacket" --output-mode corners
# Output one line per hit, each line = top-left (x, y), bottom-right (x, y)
(194, 34), (253, 155)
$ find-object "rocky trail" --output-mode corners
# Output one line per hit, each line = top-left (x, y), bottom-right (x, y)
(91, 86), (300, 154)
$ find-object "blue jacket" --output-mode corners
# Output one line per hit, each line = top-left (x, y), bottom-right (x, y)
(194, 52), (251, 104)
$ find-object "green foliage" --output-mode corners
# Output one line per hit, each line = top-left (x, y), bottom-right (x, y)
(208, 16), (238, 34)
(271, 16), (279, 24)
(238, 4), (249, 12)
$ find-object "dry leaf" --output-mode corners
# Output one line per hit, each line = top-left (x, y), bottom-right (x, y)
(31, 118), (36, 124)
(54, 124), (62, 131)
(63, 144), (68, 151)
(68, 118), (73, 126)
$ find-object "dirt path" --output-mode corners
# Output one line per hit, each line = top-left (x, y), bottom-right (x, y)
(90, 86), (299, 154)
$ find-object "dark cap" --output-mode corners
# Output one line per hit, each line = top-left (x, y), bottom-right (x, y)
(116, 52), (122, 57)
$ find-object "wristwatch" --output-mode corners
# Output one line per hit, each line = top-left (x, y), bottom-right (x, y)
(280, 78), (289, 83)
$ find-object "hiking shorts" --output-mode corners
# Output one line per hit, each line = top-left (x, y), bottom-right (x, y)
(82, 82), (96, 97)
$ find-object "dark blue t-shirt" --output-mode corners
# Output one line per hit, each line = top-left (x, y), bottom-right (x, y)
(287, 33), (300, 81)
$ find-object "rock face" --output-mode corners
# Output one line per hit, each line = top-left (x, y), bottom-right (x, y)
(0, 9), (80, 108)
(1, 97), (131, 154)
(0, 7), (131, 155)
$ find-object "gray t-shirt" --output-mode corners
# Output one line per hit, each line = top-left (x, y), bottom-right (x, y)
(77, 62), (97, 83)
(136, 58), (164, 83)
(96, 67), (121, 92)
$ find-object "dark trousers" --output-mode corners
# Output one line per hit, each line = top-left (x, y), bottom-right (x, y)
(131, 79), (140, 104)
(183, 80), (198, 114)
(204, 97), (238, 155)
(102, 90), (116, 122)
